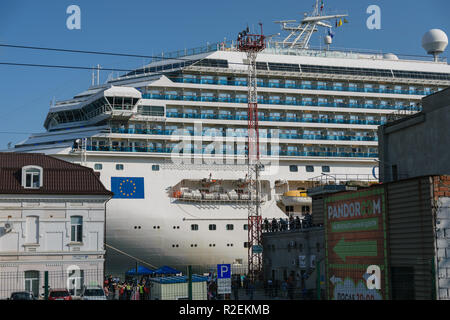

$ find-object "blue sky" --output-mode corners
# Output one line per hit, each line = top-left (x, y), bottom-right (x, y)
(0, 0), (449, 148)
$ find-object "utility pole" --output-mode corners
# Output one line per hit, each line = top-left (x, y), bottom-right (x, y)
(236, 24), (266, 281)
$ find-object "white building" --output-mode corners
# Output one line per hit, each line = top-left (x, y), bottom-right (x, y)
(0, 153), (112, 299)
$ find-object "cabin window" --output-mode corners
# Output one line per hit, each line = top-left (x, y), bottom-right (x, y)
(289, 165), (298, 172)
(116, 164), (124, 170)
(208, 224), (216, 231)
(322, 166), (330, 173)
(226, 224), (234, 231)
(306, 165), (314, 172)
(191, 224), (199, 231)
(152, 164), (160, 171)
(94, 164), (103, 170)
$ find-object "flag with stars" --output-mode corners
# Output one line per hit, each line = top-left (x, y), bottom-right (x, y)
(111, 177), (145, 199)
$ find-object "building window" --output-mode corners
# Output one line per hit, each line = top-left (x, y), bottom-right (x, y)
(243, 224), (248, 230)
(306, 165), (314, 172)
(289, 165), (298, 172)
(208, 224), (216, 231)
(226, 224), (234, 231)
(116, 164), (124, 170)
(22, 166), (43, 189)
(94, 163), (103, 170)
(286, 206), (294, 214)
(191, 224), (199, 231)
(152, 165), (160, 171)
(71, 216), (83, 242)
(244, 242), (249, 248)
(322, 166), (330, 173)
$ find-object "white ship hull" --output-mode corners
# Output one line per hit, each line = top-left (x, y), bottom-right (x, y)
(43, 149), (374, 275)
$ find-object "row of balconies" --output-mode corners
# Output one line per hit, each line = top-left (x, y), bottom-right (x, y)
(142, 93), (421, 112)
(109, 127), (378, 141)
(86, 144), (378, 158)
(170, 76), (439, 96)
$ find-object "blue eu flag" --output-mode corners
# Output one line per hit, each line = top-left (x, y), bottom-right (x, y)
(111, 177), (145, 199)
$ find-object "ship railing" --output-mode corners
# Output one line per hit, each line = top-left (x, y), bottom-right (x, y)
(164, 112), (387, 127)
(83, 145), (378, 158)
(167, 77), (434, 96)
(308, 173), (379, 187)
(143, 93), (422, 112)
(108, 127), (379, 142)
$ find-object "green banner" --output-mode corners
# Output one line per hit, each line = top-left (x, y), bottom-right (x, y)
(331, 217), (378, 233)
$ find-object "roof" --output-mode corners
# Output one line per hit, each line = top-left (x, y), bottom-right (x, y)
(149, 275), (208, 284)
(0, 153), (113, 196)
(126, 266), (155, 276)
(153, 265), (181, 275)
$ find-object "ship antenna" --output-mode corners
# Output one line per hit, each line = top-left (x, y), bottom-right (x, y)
(274, 0), (348, 49)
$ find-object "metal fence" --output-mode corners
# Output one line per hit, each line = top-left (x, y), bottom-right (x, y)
(0, 269), (103, 300)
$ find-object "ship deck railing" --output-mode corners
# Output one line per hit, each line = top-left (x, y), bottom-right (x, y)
(169, 77), (434, 96)
(169, 197), (266, 204)
(142, 93), (422, 112)
(110, 127), (378, 142)
(83, 145), (378, 158)
(164, 112), (387, 126)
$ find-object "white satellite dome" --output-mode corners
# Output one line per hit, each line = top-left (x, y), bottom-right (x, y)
(324, 35), (332, 45)
(383, 53), (399, 60)
(422, 29), (448, 55)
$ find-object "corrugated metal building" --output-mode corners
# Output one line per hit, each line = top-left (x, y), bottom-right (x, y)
(310, 175), (450, 300)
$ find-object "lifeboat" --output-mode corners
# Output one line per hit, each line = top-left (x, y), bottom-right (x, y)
(279, 190), (312, 206)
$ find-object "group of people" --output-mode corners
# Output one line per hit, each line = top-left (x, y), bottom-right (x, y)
(265, 273), (298, 300)
(104, 275), (151, 300)
(263, 213), (313, 233)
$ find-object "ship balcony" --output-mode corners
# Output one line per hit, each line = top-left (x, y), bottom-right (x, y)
(165, 112), (385, 127)
(168, 178), (271, 204)
(169, 77), (431, 96)
(142, 93), (421, 113)
(85, 145), (378, 158)
(109, 126), (378, 142)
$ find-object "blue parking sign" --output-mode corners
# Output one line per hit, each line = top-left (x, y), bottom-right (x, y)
(217, 264), (231, 279)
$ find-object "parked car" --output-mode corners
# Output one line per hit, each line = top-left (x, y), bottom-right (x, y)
(48, 289), (72, 301)
(9, 291), (36, 300)
(81, 286), (107, 300)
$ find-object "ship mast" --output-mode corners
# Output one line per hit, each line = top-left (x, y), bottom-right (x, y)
(275, 0), (348, 49)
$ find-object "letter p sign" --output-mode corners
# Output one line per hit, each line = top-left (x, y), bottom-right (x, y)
(217, 264), (231, 279)
(366, 265), (381, 290)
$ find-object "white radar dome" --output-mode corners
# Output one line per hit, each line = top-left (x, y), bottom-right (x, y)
(422, 29), (448, 55)
(324, 35), (332, 45)
(383, 53), (399, 60)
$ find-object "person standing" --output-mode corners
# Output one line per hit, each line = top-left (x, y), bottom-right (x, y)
(248, 280), (255, 300)
(232, 278), (239, 300)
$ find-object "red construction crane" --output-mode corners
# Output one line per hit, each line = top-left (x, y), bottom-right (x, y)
(236, 23), (266, 280)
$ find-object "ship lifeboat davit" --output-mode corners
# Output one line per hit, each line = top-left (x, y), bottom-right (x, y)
(279, 190), (312, 206)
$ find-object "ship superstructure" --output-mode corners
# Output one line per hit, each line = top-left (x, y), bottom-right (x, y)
(11, 5), (450, 275)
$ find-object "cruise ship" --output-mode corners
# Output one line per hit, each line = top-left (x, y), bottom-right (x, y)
(11, 2), (450, 275)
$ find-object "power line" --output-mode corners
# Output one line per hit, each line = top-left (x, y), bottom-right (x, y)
(0, 62), (133, 72)
(0, 131), (33, 134)
(0, 43), (197, 61)
(0, 42), (249, 67)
